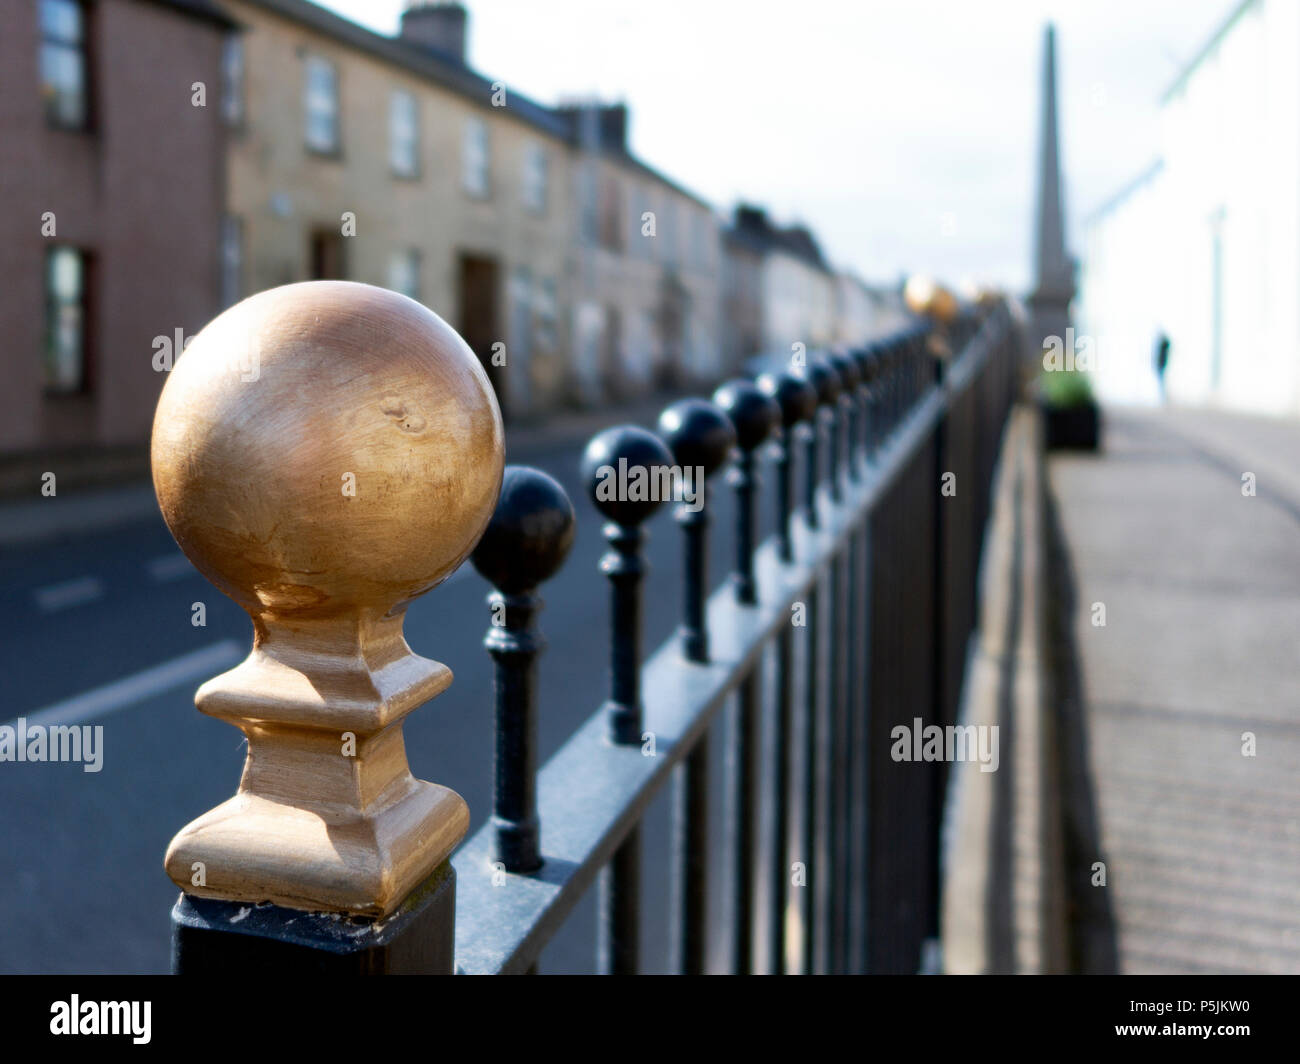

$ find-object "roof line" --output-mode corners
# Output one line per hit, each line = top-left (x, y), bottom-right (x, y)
(1160, 0), (1258, 103)
(232, 0), (717, 210)
(1084, 158), (1164, 225)
(602, 149), (714, 211)
(232, 0), (573, 140)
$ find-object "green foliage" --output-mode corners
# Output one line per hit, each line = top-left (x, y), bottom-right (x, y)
(1039, 369), (1094, 408)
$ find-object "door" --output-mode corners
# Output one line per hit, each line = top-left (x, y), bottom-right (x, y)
(309, 229), (345, 280)
(456, 253), (505, 418)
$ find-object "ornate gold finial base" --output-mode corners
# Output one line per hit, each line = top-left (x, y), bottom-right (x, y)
(163, 631), (468, 918)
(165, 778), (468, 918)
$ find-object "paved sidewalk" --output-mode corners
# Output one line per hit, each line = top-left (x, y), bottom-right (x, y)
(1049, 406), (1300, 974)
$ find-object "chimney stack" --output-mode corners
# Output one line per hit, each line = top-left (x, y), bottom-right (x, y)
(558, 101), (630, 152)
(401, 1), (468, 64)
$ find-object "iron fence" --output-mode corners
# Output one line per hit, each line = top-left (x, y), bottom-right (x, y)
(165, 288), (1021, 975)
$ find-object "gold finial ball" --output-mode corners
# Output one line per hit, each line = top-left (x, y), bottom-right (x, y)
(958, 277), (1002, 308)
(151, 281), (505, 618)
(904, 275), (960, 325)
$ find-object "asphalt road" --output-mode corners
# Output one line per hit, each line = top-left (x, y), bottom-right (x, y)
(0, 421), (778, 974)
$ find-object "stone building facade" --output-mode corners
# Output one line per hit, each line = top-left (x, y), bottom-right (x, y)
(566, 103), (724, 402)
(220, 0), (577, 420)
(1, 0), (886, 470)
(214, 0), (731, 421)
(721, 205), (838, 368)
(0, 0), (231, 477)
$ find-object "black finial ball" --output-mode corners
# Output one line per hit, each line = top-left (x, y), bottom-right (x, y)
(581, 425), (675, 527)
(757, 370), (817, 430)
(712, 379), (779, 453)
(471, 465), (576, 594)
(796, 355), (841, 407)
(658, 398), (737, 479)
(828, 351), (860, 391)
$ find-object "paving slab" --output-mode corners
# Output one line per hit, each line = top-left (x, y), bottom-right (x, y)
(1048, 406), (1300, 974)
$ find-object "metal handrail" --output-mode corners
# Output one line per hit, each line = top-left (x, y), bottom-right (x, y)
(454, 306), (1011, 973)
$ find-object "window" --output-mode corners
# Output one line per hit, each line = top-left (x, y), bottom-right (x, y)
(536, 278), (558, 351)
(304, 56), (339, 154)
(579, 166), (598, 244)
(597, 174), (623, 252)
(45, 247), (87, 393)
(388, 249), (421, 301)
(389, 90), (419, 177)
(522, 143), (547, 214)
(221, 215), (243, 308)
(660, 199), (678, 264)
(40, 0), (88, 129)
(222, 35), (244, 127)
(462, 117), (489, 198)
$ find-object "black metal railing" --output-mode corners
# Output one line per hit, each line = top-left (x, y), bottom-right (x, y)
(167, 294), (1020, 975)
(451, 299), (1019, 974)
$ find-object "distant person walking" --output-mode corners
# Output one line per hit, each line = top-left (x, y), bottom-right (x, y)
(1153, 332), (1171, 405)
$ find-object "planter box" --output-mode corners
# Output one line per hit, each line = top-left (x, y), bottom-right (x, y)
(1040, 399), (1100, 451)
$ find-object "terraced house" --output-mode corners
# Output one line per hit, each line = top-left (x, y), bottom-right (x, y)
(216, 0), (729, 420)
(721, 205), (841, 369)
(565, 102), (724, 401)
(0, 0), (232, 486)
(219, 0), (579, 419)
(2, 0), (849, 468)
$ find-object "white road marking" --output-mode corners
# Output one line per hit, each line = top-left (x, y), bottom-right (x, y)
(33, 576), (105, 613)
(10, 640), (243, 730)
(147, 553), (196, 582)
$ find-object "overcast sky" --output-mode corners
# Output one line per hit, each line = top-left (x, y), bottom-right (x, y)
(317, 0), (1234, 292)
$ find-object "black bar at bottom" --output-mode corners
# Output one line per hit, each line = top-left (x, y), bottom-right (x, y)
(672, 735), (710, 974)
(598, 830), (640, 974)
(731, 670), (761, 973)
(172, 860), (456, 975)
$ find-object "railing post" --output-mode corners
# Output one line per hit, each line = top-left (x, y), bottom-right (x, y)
(712, 379), (779, 973)
(713, 380), (779, 607)
(829, 352), (861, 489)
(826, 351), (862, 974)
(658, 399), (737, 664)
(581, 426), (675, 975)
(912, 293), (957, 965)
(152, 280), (505, 974)
(657, 398), (736, 975)
(795, 356), (839, 530)
(470, 466), (576, 878)
(852, 346), (874, 467)
(757, 371), (816, 563)
(848, 344), (876, 972)
(858, 346), (880, 457)
(791, 355), (839, 973)
(756, 369), (815, 972)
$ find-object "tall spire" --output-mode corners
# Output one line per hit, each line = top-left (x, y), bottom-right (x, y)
(1030, 23), (1074, 349)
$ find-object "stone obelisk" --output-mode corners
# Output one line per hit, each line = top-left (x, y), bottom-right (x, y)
(1028, 23), (1075, 359)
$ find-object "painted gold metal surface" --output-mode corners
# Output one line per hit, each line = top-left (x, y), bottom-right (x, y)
(152, 281), (504, 916)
